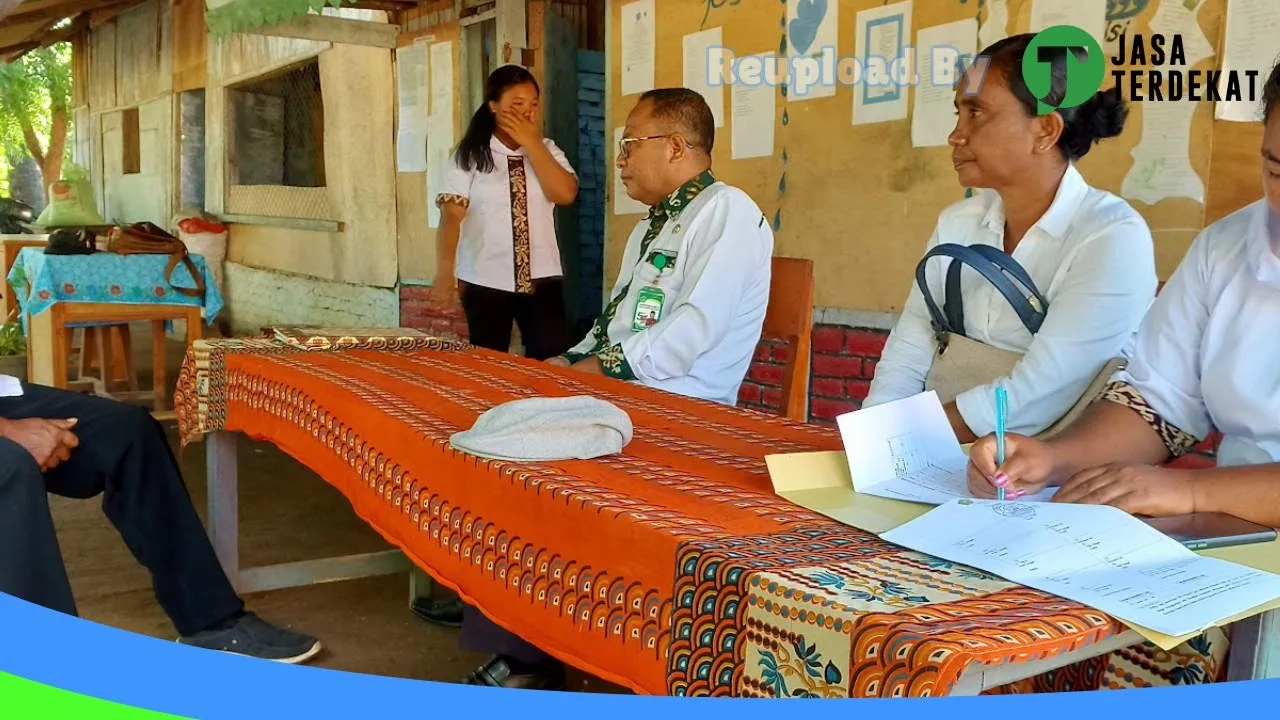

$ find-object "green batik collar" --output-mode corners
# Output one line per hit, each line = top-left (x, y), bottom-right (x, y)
(649, 169), (716, 219)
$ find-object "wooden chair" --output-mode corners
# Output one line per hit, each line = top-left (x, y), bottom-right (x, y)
(762, 256), (814, 422)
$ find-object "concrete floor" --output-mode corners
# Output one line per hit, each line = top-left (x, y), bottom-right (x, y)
(46, 320), (630, 692)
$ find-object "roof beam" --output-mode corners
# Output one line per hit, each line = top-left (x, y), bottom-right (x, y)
(240, 14), (399, 49)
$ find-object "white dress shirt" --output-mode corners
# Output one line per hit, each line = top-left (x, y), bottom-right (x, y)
(566, 173), (773, 406)
(865, 164), (1158, 436)
(436, 136), (576, 292)
(1117, 199), (1280, 467)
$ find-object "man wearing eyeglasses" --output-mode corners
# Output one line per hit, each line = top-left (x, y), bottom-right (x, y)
(548, 87), (774, 407)
(455, 89), (774, 691)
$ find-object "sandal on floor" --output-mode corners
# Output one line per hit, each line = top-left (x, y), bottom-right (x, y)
(410, 596), (464, 628)
(461, 656), (566, 691)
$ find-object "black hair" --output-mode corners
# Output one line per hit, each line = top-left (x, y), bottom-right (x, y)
(1264, 60), (1280, 123)
(454, 65), (540, 173)
(978, 33), (1128, 161)
(638, 88), (715, 154)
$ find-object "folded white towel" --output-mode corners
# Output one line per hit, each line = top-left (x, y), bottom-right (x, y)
(450, 396), (633, 462)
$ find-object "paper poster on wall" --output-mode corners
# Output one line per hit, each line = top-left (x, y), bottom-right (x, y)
(621, 0), (655, 96)
(426, 109), (455, 229)
(1030, 0), (1106, 47)
(1121, 0), (1210, 205)
(683, 27), (725, 127)
(731, 54), (776, 159)
(396, 43), (429, 173)
(852, 1), (912, 126)
(613, 127), (650, 216)
(787, 0), (838, 101)
(429, 40), (454, 117)
(1215, 0), (1280, 122)
(912, 18), (978, 148)
(977, 0), (1009, 50)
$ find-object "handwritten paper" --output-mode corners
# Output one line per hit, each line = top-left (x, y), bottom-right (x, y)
(787, 0), (838, 101)
(912, 19), (978, 147)
(852, 1), (911, 126)
(837, 392), (1057, 505)
(731, 55), (776, 159)
(978, 0), (1009, 50)
(612, 127), (650, 216)
(621, 0), (655, 97)
(1121, 1), (1211, 205)
(883, 499), (1280, 639)
(683, 27), (725, 128)
(1215, 0), (1280, 122)
(1030, 0), (1106, 47)
(395, 43), (429, 173)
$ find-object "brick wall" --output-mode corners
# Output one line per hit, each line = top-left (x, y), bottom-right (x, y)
(399, 285), (469, 341)
(737, 323), (889, 425)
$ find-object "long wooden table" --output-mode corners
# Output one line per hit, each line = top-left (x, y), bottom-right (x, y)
(174, 330), (1278, 696)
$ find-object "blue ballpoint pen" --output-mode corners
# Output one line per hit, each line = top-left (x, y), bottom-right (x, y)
(995, 385), (1008, 501)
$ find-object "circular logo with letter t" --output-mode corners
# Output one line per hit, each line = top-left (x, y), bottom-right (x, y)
(1022, 25), (1105, 114)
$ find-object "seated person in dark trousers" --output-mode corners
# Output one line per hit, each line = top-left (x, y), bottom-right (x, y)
(0, 381), (320, 663)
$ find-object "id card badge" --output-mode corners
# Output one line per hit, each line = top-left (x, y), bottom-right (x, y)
(632, 286), (665, 332)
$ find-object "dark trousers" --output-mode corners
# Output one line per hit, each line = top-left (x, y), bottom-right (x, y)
(460, 278), (570, 361)
(0, 384), (243, 636)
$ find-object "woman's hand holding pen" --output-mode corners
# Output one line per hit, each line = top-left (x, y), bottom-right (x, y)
(966, 433), (1062, 500)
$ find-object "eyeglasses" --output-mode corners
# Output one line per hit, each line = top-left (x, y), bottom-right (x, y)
(618, 134), (696, 159)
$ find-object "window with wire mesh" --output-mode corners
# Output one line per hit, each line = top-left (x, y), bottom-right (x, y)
(227, 60), (325, 188)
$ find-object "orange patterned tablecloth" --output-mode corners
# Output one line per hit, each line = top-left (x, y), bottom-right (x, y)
(175, 331), (1130, 697)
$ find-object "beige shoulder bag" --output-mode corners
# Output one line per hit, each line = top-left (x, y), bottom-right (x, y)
(917, 243), (1123, 439)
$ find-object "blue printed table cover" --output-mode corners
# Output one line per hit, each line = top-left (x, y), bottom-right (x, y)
(5, 248), (224, 330)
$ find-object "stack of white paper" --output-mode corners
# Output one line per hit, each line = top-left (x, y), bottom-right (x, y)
(883, 499), (1280, 638)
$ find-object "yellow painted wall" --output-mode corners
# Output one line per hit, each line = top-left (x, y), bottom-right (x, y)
(606, 0), (1267, 313)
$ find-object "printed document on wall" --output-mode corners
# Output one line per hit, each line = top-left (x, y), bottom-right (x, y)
(613, 127), (650, 216)
(787, 0), (838, 101)
(1030, 0), (1106, 47)
(852, 1), (912, 126)
(621, 0), (655, 96)
(395, 43), (429, 173)
(912, 18), (977, 147)
(1215, 0), (1280, 122)
(1121, 0), (1211, 204)
(731, 54), (776, 160)
(883, 499), (1280, 640)
(978, 0), (1009, 50)
(683, 27), (726, 127)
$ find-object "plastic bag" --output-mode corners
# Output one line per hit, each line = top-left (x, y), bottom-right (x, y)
(35, 163), (107, 228)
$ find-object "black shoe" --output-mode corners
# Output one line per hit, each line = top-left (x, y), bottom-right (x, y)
(460, 655), (566, 690)
(178, 612), (322, 664)
(411, 596), (464, 628)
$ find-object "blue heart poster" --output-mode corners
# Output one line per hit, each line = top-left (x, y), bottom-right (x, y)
(787, 0), (838, 100)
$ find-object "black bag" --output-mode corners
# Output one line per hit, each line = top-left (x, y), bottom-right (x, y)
(43, 228), (98, 256)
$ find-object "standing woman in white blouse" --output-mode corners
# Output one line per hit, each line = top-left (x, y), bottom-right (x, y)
(429, 65), (579, 360)
(865, 33), (1157, 447)
(967, 60), (1280, 693)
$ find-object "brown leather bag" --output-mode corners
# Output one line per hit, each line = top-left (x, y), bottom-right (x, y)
(107, 222), (206, 300)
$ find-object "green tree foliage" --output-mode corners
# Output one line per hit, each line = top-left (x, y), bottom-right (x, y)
(0, 42), (73, 202)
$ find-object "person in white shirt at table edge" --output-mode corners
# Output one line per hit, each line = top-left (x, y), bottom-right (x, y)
(548, 87), (774, 408)
(864, 33), (1158, 449)
(968, 59), (1280, 530)
(455, 87), (774, 691)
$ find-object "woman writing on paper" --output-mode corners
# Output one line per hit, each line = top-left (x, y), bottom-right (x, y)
(428, 64), (579, 360)
(969, 61), (1280, 694)
(967, 61), (1280, 530)
(864, 34), (1157, 443)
